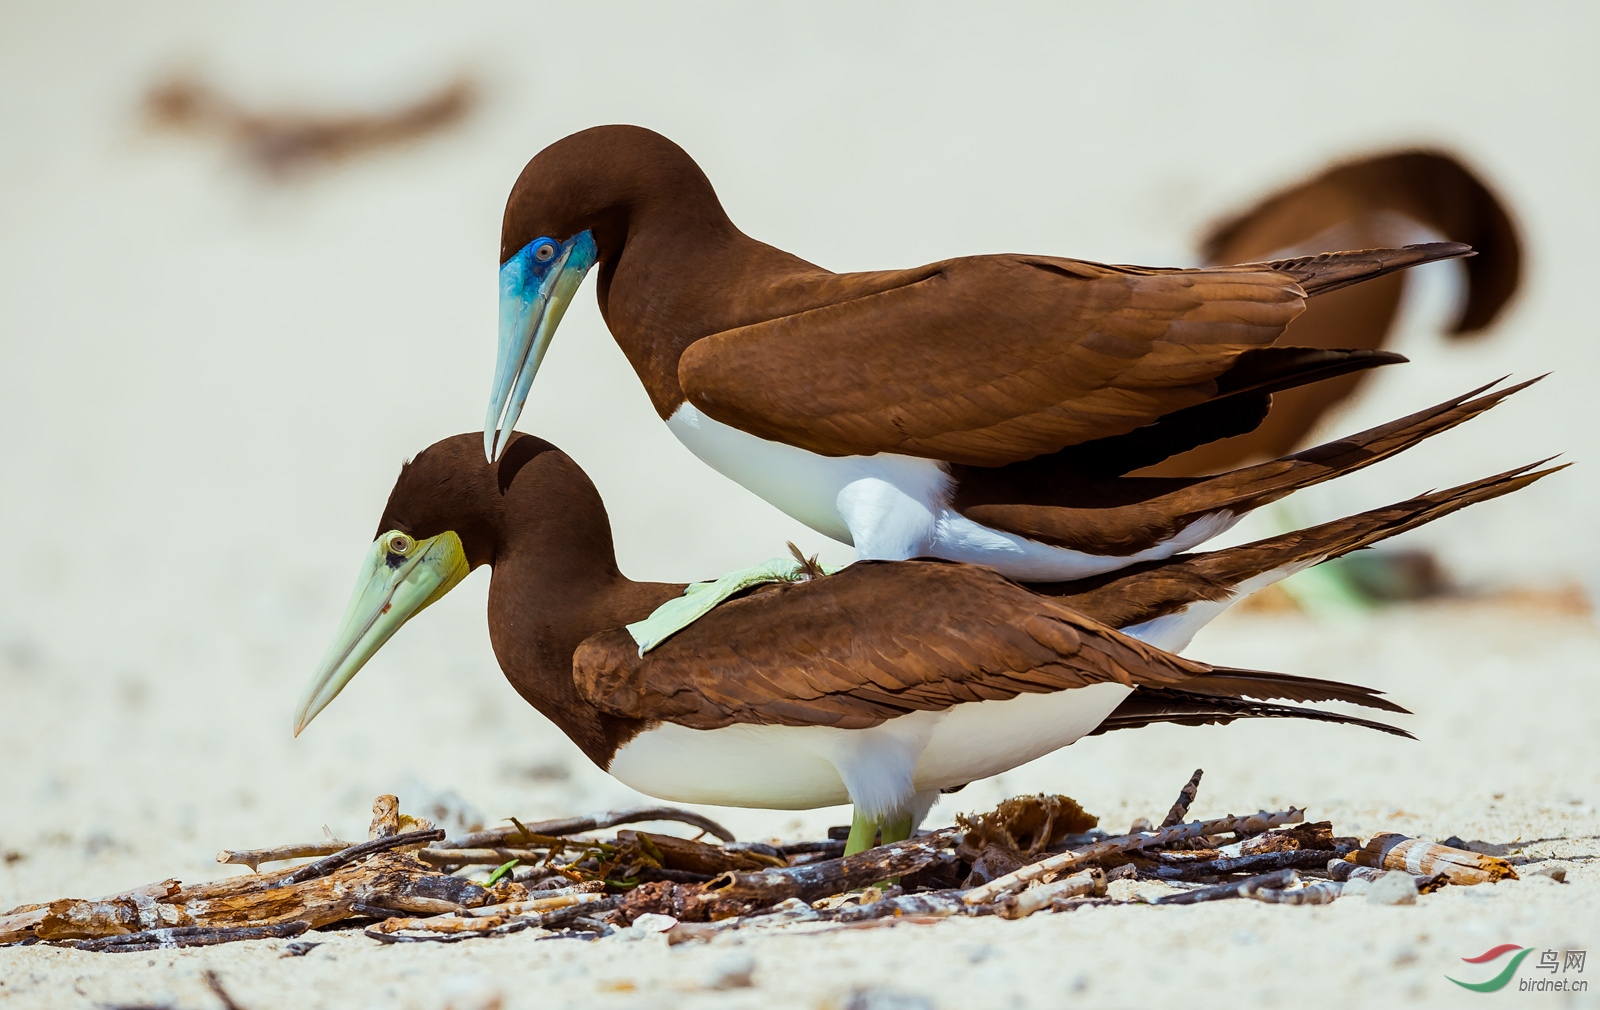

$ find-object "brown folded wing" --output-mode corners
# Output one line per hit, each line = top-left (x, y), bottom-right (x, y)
(571, 560), (1210, 732)
(678, 254), (1304, 466)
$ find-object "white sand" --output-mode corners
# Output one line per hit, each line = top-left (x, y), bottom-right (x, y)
(2, 2), (1597, 1006)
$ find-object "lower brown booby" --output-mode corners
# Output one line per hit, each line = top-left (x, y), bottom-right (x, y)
(289, 433), (1545, 852)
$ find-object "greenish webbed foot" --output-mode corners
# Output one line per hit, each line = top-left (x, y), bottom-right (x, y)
(843, 808), (916, 887)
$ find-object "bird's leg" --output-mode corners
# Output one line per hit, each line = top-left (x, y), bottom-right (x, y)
(843, 807), (880, 856)
(879, 813), (914, 846)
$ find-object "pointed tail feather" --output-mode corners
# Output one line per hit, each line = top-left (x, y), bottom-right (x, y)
(1249, 241), (1473, 298)
(964, 377), (1540, 556)
(1175, 668), (1410, 714)
(1034, 459), (1562, 629)
(1202, 150), (1521, 335)
(1090, 686), (1414, 739)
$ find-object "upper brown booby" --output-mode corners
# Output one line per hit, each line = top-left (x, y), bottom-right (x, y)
(484, 125), (1476, 581)
(1151, 149), (1523, 475)
(290, 432), (1507, 853)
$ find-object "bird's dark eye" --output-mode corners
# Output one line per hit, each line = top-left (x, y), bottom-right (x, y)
(534, 241), (557, 263)
(386, 532), (414, 556)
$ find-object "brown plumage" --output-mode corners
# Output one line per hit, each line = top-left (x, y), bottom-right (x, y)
(1151, 150), (1522, 476)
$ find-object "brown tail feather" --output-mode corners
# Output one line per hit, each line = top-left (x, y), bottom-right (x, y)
(1089, 687), (1413, 739)
(1031, 459), (1564, 629)
(1174, 668), (1409, 713)
(1251, 241), (1473, 298)
(960, 378), (1538, 556)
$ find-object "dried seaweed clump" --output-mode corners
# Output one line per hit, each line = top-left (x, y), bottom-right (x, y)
(957, 794), (1097, 854)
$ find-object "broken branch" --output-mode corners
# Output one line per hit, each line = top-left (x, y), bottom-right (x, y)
(216, 841), (351, 872)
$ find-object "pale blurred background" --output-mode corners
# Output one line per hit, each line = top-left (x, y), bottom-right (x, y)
(1, 1), (1596, 904)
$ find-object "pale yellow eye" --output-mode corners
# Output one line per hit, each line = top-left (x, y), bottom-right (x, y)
(385, 532), (414, 556)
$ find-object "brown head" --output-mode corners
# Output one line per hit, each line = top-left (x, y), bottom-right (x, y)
(486, 126), (774, 459)
(499, 125), (731, 269)
(292, 431), (635, 743)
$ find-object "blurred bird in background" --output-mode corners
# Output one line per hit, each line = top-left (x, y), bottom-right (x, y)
(142, 72), (478, 179)
(1153, 151), (1523, 477)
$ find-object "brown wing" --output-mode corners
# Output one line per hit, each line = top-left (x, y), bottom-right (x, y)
(679, 254), (1303, 466)
(571, 560), (1210, 731)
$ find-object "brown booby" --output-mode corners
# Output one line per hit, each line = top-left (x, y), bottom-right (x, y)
(1152, 150), (1523, 475)
(292, 429), (1543, 852)
(484, 125), (1476, 581)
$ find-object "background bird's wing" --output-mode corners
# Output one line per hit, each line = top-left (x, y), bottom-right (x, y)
(678, 254), (1305, 466)
(572, 560), (1210, 731)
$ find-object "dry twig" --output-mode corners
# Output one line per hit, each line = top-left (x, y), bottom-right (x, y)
(216, 841), (350, 872)
(963, 809), (1304, 904)
(1160, 769), (1204, 828)
(438, 807), (735, 850)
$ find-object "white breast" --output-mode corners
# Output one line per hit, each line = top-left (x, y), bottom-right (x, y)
(605, 682), (1132, 820)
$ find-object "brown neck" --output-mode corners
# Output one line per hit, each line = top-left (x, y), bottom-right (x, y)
(475, 440), (683, 766)
(592, 186), (828, 419)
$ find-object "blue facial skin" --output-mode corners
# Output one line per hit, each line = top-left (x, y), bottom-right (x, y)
(499, 231), (598, 310)
(485, 230), (599, 459)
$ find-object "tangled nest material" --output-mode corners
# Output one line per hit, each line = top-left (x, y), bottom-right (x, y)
(0, 770), (1519, 951)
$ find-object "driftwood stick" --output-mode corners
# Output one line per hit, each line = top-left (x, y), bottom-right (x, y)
(1160, 769), (1204, 829)
(778, 840), (846, 857)
(1152, 869), (1300, 905)
(216, 841), (351, 872)
(417, 848), (549, 867)
(369, 891), (617, 935)
(65, 920), (309, 952)
(1349, 834), (1517, 884)
(963, 808), (1304, 904)
(1153, 848), (1349, 879)
(706, 829), (958, 910)
(438, 807), (735, 850)
(461, 891), (610, 918)
(363, 895), (623, 944)
(996, 868), (1106, 920)
(276, 829), (444, 886)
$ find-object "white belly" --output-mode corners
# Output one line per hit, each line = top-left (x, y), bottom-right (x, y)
(667, 403), (1237, 580)
(606, 682), (1132, 819)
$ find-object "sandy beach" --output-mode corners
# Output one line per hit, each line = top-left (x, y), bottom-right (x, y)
(3, 601), (1596, 1008)
(2, 2), (1596, 1006)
